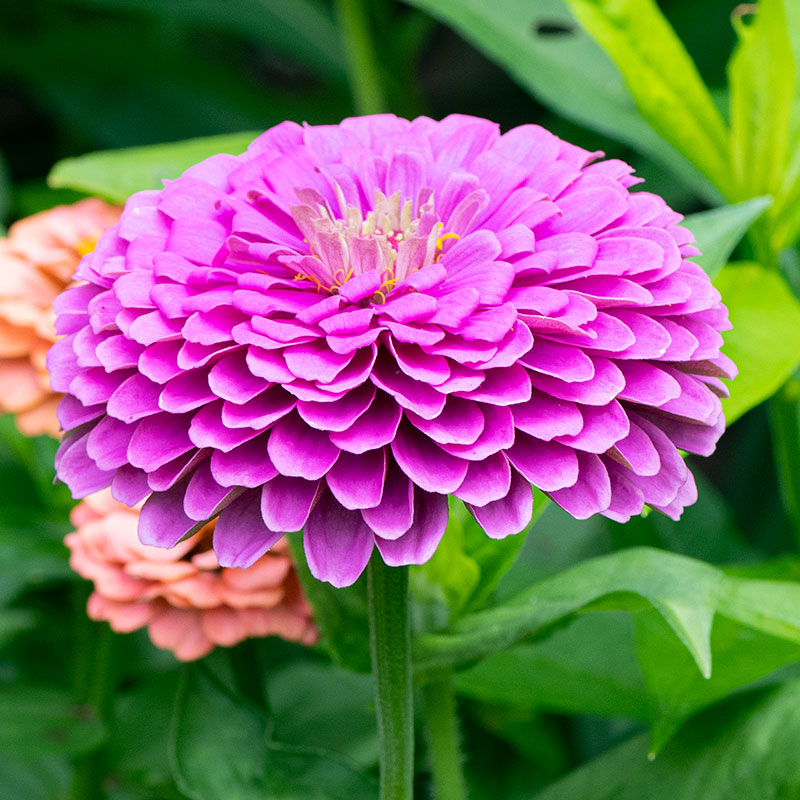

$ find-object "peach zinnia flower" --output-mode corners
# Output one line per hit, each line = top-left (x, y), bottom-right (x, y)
(0, 199), (121, 436)
(66, 490), (317, 661)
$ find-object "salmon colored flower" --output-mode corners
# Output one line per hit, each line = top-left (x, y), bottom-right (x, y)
(65, 490), (317, 661)
(0, 199), (121, 436)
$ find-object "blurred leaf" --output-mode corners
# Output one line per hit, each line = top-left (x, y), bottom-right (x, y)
(57, 0), (347, 81)
(108, 671), (182, 795)
(0, 148), (9, 230)
(288, 534), (371, 674)
(402, 0), (721, 202)
(0, 687), (105, 758)
(0, 609), (37, 648)
(268, 661), (377, 771)
(0, 753), (71, 800)
(714, 262), (800, 423)
(455, 612), (649, 718)
(728, 0), (795, 200)
(0, 19), (340, 150)
(414, 547), (721, 679)
(0, 419), (75, 605)
(769, 376), (800, 546)
(534, 680), (800, 800)
(48, 132), (258, 203)
(768, 0), (800, 250)
(564, 0), (732, 197)
(683, 197), (772, 279)
(171, 664), (376, 800)
(11, 180), (88, 219)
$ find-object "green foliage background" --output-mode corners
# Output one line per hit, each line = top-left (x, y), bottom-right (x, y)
(2, 1), (800, 798)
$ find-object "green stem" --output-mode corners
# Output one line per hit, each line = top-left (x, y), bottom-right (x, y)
(335, 0), (387, 115)
(71, 621), (116, 800)
(769, 374), (800, 548)
(422, 674), (466, 800)
(368, 554), (413, 800)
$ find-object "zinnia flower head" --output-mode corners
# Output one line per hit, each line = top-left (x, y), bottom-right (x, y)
(0, 199), (121, 436)
(49, 115), (735, 587)
(66, 490), (317, 661)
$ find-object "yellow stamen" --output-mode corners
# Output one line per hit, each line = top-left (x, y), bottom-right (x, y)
(75, 235), (99, 258)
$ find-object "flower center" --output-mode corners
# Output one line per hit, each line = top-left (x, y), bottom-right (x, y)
(288, 186), (456, 299)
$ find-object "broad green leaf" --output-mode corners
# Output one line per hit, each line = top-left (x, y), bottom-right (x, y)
(714, 262), (800, 423)
(48, 132), (259, 203)
(413, 547), (721, 679)
(0, 687), (106, 758)
(534, 680), (800, 800)
(171, 665), (271, 800)
(268, 662), (377, 771)
(455, 612), (649, 718)
(717, 574), (800, 643)
(288, 533), (371, 674)
(401, 0), (721, 202)
(564, 0), (733, 197)
(683, 197), (771, 279)
(728, 0), (795, 200)
(635, 609), (800, 754)
(171, 665), (376, 800)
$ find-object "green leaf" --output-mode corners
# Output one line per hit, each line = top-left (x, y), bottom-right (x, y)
(717, 574), (800, 643)
(714, 262), (800, 423)
(402, 0), (721, 202)
(0, 687), (106, 759)
(288, 533), (371, 674)
(413, 547), (721, 680)
(0, 754), (71, 800)
(455, 611), (650, 718)
(728, 0), (796, 201)
(48, 132), (259, 203)
(564, 0), (732, 197)
(171, 665), (376, 800)
(683, 197), (772, 279)
(635, 608), (800, 754)
(268, 661), (377, 771)
(534, 680), (800, 800)
(0, 609), (36, 648)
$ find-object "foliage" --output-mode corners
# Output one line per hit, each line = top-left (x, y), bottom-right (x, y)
(3, 0), (800, 798)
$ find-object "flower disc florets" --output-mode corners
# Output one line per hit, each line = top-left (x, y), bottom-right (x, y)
(49, 115), (735, 587)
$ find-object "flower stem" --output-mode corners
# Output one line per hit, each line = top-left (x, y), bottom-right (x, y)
(422, 674), (466, 800)
(367, 554), (413, 800)
(335, 0), (387, 115)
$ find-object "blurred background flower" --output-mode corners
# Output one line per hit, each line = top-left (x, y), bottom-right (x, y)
(66, 489), (317, 661)
(0, 199), (120, 435)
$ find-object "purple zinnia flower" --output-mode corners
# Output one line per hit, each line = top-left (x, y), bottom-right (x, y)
(49, 115), (735, 587)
